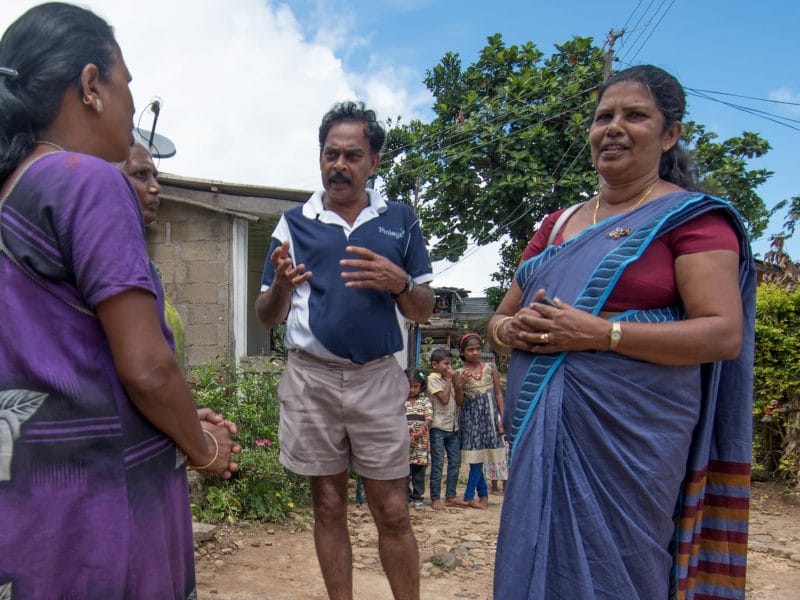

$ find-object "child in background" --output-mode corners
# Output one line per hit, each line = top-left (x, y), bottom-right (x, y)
(456, 333), (505, 509)
(427, 348), (468, 510)
(487, 426), (509, 496)
(354, 474), (367, 508)
(405, 369), (432, 508)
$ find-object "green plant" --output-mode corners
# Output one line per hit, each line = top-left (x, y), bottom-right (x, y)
(189, 361), (310, 522)
(753, 284), (800, 488)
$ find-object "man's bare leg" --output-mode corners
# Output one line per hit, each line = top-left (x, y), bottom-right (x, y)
(364, 477), (420, 599)
(311, 472), (352, 600)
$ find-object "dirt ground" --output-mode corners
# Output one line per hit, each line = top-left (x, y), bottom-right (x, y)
(195, 480), (800, 599)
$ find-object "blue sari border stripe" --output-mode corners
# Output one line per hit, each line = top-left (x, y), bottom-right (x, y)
(508, 352), (567, 458)
(695, 551), (748, 567)
(693, 583), (745, 600)
(695, 518), (750, 533)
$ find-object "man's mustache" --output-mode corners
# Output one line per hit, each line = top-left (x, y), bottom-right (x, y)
(330, 172), (351, 184)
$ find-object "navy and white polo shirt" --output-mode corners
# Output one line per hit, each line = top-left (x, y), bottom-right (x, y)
(261, 189), (433, 364)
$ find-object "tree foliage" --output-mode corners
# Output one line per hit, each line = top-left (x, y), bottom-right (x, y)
(379, 34), (789, 296)
(380, 34), (604, 295)
(753, 284), (800, 487)
(682, 122), (773, 239)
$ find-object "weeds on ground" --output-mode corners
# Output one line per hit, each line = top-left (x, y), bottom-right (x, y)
(189, 361), (309, 523)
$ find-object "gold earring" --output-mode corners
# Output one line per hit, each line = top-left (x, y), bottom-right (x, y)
(662, 145), (672, 152)
(82, 94), (93, 105)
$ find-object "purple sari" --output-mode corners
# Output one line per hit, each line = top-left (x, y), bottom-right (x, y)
(494, 193), (755, 599)
(0, 153), (196, 599)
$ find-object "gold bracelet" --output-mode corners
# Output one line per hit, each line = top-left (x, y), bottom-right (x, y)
(189, 429), (219, 470)
(491, 316), (514, 350)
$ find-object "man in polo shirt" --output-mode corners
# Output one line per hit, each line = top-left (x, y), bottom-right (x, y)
(255, 101), (434, 600)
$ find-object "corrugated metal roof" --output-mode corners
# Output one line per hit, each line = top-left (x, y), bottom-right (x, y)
(457, 297), (492, 315)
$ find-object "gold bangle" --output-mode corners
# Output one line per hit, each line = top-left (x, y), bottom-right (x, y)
(492, 316), (514, 350)
(189, 429), (219, 470)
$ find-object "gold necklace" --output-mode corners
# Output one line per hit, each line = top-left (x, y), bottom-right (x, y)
(593, 180), (659, 225)
(462, 362), (484, 381)
(34, 140), (66, 152)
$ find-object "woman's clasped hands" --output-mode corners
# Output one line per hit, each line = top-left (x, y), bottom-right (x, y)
(191, 408), (242, 479)
(496, 289), (611, 354)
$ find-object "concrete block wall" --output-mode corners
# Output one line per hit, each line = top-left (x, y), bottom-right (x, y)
(146, 199), (233, 367)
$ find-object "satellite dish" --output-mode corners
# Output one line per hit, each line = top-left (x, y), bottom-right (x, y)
(134, 127), (177, 159)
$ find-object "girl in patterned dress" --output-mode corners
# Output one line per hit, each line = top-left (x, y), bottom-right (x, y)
(456, 333), (505, 509)
(405, 369), (432, 507)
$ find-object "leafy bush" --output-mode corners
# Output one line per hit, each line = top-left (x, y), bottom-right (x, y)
(189, 360), (309, 522)
(753, 284), (800, 487)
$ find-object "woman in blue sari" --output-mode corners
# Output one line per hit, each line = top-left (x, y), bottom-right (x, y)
(489, 65), (755, 599)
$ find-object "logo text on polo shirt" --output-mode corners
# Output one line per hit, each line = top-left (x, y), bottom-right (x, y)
(378, 226), (405, 239)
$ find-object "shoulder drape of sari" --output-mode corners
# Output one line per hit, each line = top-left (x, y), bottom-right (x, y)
(494, 192), (755, 600)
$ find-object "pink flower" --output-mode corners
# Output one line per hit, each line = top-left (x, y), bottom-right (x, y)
(255, 438), (273, 448)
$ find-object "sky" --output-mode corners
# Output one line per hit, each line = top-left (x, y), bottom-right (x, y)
(2, 0), (798, 296)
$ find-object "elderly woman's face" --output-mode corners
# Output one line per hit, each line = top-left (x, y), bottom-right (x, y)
(589, 81), (679, 184)
(123, 144), (160, 224)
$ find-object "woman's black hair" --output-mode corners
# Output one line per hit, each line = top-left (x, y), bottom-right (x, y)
(0, 3), (118, 181)
(405, 368), (425, 385)
(458, 332), (482, 360)
(429, 347), (452, 365)
(318, 100), (386, 155)
(597, 65), (698, 190)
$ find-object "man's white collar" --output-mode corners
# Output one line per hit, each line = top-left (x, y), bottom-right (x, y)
(302, 188), (387, 220)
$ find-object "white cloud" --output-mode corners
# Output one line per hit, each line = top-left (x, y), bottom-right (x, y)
(0, 0), (424, 190)
(768, 88), (800, 116)
(431, 240), (504, 297)
(1, 0), (494, 294)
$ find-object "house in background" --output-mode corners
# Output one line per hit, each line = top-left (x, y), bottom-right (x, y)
(146, 173), (307, 367)
(413, 287), (494, 364)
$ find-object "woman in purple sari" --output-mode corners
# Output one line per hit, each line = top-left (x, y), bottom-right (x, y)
(489, 66), (755, 599)
(0, 4), (239, 598)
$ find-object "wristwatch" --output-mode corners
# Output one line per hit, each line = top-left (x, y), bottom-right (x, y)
(608, 321), (622, 351)
(392, 274), (414, 298)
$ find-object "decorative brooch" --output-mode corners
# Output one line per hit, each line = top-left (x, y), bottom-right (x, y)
(608, 227), (632, 240)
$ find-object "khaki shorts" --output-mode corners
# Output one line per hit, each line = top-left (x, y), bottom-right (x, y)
(278, 350), (410, 479)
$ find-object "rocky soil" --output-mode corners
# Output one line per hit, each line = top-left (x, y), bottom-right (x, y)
(194, 480), (800, 599)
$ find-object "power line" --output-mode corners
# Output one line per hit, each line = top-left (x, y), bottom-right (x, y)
(431, 140), (591, 281)
(280, 73), (604, 190)
(687, 87), (800, 107)
(617, 0), (646, 45)
(625, 0), (676, 64)
(286, 75), (603, 190)
(687, 89), (800, 132)
(425, 3), (682, 286)
(617, 0), (661, 62)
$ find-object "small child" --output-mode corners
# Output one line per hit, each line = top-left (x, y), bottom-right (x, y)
(427, 348), (468, 510)
(354, 474), (367, 508)
(487, 429), (509, 496)
(456, 333), (505, 509)
(405, 368), (432, 508)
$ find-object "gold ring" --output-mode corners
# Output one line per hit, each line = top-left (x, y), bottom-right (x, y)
(540, 333), (549, 344)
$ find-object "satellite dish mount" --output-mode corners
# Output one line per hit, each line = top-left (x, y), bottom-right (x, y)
(134, 97), (177, 158)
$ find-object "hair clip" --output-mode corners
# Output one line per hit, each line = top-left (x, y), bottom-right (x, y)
(0, 67), (19, 80)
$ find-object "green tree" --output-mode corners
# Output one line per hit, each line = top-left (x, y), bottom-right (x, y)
(682, 122), (773, 239)
(753, 284), (800, 487)
(380, 34), (604, 300)
(380, 34), (784, 298)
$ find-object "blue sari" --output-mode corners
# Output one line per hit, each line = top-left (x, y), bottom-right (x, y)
(494, 193), (755, 599)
